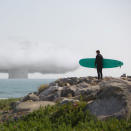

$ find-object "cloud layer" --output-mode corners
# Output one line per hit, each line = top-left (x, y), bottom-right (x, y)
(0, 40), (79, 74)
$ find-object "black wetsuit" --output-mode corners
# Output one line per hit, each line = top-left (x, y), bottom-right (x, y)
(95, 54), (103, 79)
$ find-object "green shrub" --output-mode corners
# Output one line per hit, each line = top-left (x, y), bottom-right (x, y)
(0, 98), (20, 111)
(0, 101), (131, 131)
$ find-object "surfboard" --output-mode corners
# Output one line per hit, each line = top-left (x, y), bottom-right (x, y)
(79, 58), (123, 68)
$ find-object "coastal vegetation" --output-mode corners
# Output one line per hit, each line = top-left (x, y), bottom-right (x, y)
(0, 98), (20, 111)
(0, 99), (131, 131)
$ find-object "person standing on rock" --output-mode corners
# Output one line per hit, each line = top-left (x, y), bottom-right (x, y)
(95, 50), (103, 80)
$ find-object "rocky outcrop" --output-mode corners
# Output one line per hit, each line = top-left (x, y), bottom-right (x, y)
(14, 76), (131, 120)
(39, 77), (100, 102)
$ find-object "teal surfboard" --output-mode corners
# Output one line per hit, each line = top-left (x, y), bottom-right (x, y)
(79, 58), (123, 68)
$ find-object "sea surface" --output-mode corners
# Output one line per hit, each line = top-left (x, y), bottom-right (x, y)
(0, 79), (55, 99)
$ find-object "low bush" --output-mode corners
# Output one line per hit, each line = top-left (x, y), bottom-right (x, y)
(0, 101), (131, 131)
(38, 84), (49, 94)
(0, 98), (20, 111)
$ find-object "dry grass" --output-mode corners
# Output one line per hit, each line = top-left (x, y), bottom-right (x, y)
(38, 84), (49, 94)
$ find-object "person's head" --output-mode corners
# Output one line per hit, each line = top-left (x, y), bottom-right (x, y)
(96, 50), (100, 55)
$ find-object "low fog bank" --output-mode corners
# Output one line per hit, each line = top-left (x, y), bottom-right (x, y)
(0, 40), (80, 78)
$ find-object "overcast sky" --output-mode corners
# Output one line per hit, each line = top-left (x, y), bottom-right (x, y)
(0, 0), (130, 79)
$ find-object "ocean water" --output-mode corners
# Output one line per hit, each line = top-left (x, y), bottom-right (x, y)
(0, 79), (55, 99)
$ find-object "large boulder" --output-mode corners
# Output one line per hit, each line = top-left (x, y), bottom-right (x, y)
(78, 85), (100, 101)
(15, 101), (55, 112)
(86, 78), (131, 120)
(39, 86), (65, 101)
(22, 93), (39, 101)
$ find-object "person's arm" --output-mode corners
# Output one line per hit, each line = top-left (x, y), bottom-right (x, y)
(101, 56), (104, 67)
(95, 56), (97, 67)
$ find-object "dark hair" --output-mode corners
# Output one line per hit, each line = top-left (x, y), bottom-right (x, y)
(96, 50), (100, 54)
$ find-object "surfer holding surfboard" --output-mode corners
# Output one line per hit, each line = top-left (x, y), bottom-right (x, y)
(95, 50), (103, 80)
(79, 51), (123, 79)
